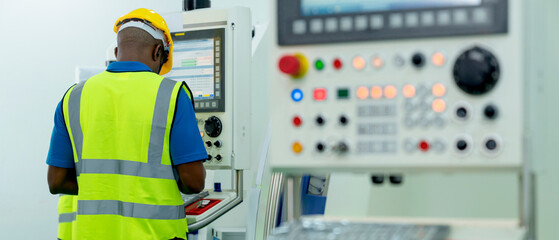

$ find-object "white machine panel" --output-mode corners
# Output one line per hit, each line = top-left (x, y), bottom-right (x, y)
(166, 7), (252, 170)
(269, 0), (524, 172)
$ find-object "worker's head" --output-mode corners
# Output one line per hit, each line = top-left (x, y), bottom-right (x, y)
(113, 8), (174, 75)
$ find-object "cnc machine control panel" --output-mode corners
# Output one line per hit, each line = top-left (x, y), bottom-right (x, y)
(269, 0), (524, 172)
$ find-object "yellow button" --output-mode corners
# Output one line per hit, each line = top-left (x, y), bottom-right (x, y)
(292, 142), (303, 154)
(372, 56), (384, 69)
(384, 85), (397, 99)
(432, 52), (445, 67)
(403, 84), (416, 98)
(356, 86), (369, 100)
(352, 56), (366, 71)
(371, 86), (383, 99)
(432, 99), (446, 113)
(432, 83), (446, 97)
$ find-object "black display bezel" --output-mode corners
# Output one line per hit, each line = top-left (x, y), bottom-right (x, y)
(278, 0), (508, 45)
(171, 28), (225, 113)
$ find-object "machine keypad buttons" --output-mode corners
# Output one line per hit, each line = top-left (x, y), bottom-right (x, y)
(355, 15), (368, 31)
(389, 14), (404, 28)
(325, 18), (338, 32)
(370, 15), (384, 29)
(292, 20), (306, 35)
(310, 19), (323, 34)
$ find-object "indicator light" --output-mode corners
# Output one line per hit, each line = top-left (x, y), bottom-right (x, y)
(432, 99), (447, 113)
(315, 59), (325, 71)
(357, 86), (369, 100)
(432, 83), (446, 97)
(419, 140), (430, 152)
(432, 52), (445, 67)
(292, 142), (303, 154)
(291, 89), (303, 102)
(384, 85), (397, 99)
(371, 86), (383, 99)
(352, 56), (366, 70)
(293, 116), (302, 127)
(372, 56), (384, 69)
(313, 88), (327, 101)
(337, 88), (350, 99)
(333, 58), (343, 70)
(403, 84), (416, 98)
(200, 131), (204, 137)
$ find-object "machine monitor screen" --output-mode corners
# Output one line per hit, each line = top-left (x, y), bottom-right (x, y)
(301, 0), (482, 16)
(166, 29), (225, 112)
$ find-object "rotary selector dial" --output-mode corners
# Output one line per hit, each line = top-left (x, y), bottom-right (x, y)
(453, 47), (500, 95)
(204, 116), (223, 138)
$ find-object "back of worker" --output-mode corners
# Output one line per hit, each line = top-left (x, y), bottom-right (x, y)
(47, 8), (207, 240)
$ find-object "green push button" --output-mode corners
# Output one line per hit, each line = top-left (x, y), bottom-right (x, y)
(337, 88), (349, 99)
(315, 59), (325, 71)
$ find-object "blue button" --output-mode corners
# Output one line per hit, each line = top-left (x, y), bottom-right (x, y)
(291, 89), (303, 102)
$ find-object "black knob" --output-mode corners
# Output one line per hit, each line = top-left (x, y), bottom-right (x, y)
(207, 154), (212, 161)
(214, 140), (222, 148)
(456, 140), (468, 151)
(456, 107), (468, 119)
(339, 115), (348, 126)
(484, 105), (499, 120)
(316, 142), (325, 152)
(485, 139), (498, 151)
(453, 46), (500, 95)
(205, 141), (212, 147)
(371, 175), (385, 184)
(411, 53), (425, 68)
(204, 116), (222, 138)
(335, 142), (349, 154)
(215, 155), (222, 161)
(389, 175), (404, 185)
(316, 115), (325, 126)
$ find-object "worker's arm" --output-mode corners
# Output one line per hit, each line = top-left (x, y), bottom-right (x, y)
(175, 161), (206, 194)
(170, 85), (208, 194)
(48, 166), (78, 195)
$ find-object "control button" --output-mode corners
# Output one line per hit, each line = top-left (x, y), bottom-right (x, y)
(337, 88), (350, 99)
(310, 19), (323, 33)
(411, 53), (425, 68)
(394, 55), (405, 67)
(293, 116), (303, 127)
(473, 7), (491, 24)
(333, 142), (349, 154)
(214, 140), (222, 148)
(325, 18), (338, 32)
(316, 142), (326, 153)
(384, 85), (397, 99)
(453, 46), (500, 95)
(278, 53), (309, 78)
(315, 115), (326, 126)
(333, 58), (343, 70)
(355, 15), (368, 31)
(339, 115), (349, 126)
(205, 141), (212, 147)
(340, 17), (353, 32)
(405, 12), (419, 27)
(389, 175), (404, 185)
(432, 83), (446, 97)
(372, 56), (384, 69)
(432, 52), (445, 67)
(453, 102), (472, 121)
(313, 88), (327, 101)
(207, 155), (212, 161)
(418, 140), (430, 152)
(352, 56), (366, 71)
(371, 175), (385, 184)
(403, 84), (416, 98)
(215, 155), (222, 161)
(484, 104), (499, 120)
(389, 14), (403, 28)
(456, 107), (468, 119)
(291, 89), (303, 102)
(292, 20), (306, 34)
(453, 9), (469, 25)
(370, 15), (384, 29)
(371, 86), (383, 99)
(454, 135), (474, 155)
(485, 139), (497, 150)
(356, 86), (369, 100)
(432, 99), (446, 113)
(432, 139), (446, 152)
(204, 116), (223, 138)
(314, 59), (325, 71)
(292, 142), (303, 154)
(437, 10), (451, 26)
(421, 11), (435, 26)
(456, 140), (468, 151)
(482, 134), (502, 156)
(404, 139), (416, 153)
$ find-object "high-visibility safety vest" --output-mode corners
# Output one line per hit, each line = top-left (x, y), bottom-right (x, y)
(62, 71), (192, 240)
(57, 195), (77, 240)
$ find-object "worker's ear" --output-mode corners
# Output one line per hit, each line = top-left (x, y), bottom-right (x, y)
(153, 44), (163, 62)
(114, 47), (118, 60)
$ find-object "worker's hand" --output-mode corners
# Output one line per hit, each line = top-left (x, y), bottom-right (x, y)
(175, 161), (206, 194)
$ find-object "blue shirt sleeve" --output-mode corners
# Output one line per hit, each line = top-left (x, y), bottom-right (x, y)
(46, 101), (75, 168)
(170, 87), (209, 165)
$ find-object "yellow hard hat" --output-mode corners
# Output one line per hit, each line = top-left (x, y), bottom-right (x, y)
(114, 8), (174, 75)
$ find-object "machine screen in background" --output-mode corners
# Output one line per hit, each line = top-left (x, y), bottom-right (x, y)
(169, 39), (216, 100)
(301, 0), (482, 16)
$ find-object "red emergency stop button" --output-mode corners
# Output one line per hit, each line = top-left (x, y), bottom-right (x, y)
(418, 140), (430, 152)
(278, 53), (309, 78)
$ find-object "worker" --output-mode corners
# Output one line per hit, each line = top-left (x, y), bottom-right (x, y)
(46, 8), (208, 240)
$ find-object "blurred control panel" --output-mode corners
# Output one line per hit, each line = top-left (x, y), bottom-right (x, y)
(269, 0), (524, 172)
